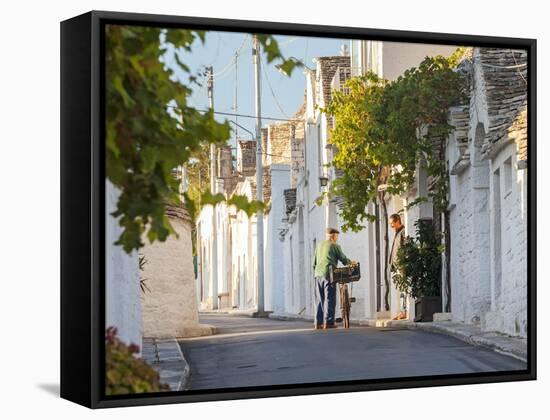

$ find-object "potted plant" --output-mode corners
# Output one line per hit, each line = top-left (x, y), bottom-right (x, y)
(393, 218), (442, 322)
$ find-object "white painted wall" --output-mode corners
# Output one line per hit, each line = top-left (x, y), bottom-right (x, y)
(197, 205), (213, 308)
(351, 40), (456, 82)
(381, 42), (456, 81)
(448, 142), (492, 324)
(335, 222), (372, 319)
(265, 164), (291, 313)
(485, 142), (528, 337)
(447, 52), (486, 325)
(105, 180), (142, 349)
(446, 49), (527, 337)
(197, 172), (297, 313)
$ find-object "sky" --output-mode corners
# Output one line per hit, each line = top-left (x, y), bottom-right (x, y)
(167, 30), (351, 149)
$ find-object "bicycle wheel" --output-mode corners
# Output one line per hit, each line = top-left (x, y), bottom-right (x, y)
(339, 284), (351, 328)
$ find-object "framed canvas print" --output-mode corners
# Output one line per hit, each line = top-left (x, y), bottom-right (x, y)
(60, 10), (536, 409)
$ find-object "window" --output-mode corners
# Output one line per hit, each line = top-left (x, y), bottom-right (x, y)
(340, 67), (352, 95)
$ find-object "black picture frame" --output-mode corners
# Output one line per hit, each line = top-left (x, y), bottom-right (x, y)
(60, 10), (537, 409)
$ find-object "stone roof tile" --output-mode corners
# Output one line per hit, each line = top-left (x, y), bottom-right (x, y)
(479, 48), (528, 159)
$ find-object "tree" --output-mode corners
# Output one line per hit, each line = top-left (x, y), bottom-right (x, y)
(106, 26), (300, 253)
(183, 143), (210, 221)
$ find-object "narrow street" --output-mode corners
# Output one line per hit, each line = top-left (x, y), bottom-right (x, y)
(178, 314), (526, 390)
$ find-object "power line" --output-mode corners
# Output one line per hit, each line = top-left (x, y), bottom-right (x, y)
(166, 104), (300, 122)
(236, 34), (249, 54)
(211, 35), (249, 79)
(262, 56), (292, 120)
(278, 36), (299, 47)
(211, 59), (235, 79)
(205, 33), (222, 67)
(227, 147), (291, 160)
(264, 152), (292, 159)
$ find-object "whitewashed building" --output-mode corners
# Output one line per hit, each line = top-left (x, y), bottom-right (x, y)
(446, 47), (528, 337)
(279, 54), (376, 320)
(105, 180), (142, 348)
(196, 123), (296, 313)
(278, 42), (455, 322)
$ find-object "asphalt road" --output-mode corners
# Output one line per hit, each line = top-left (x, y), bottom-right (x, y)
(178, 314), (526, 390)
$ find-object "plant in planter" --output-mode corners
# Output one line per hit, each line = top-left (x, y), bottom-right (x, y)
(393, 219), (443, 321)
(105, 326), (170, 395)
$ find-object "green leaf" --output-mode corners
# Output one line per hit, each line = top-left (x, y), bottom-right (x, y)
(200, 190), (226, 207)
(227, 194), (266, 217)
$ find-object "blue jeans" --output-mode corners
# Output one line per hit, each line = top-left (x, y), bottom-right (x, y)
(315, 276), (336, 326)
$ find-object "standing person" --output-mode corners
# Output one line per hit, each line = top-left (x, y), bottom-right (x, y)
(312, 228), (356, 329)
(389, 213), (407, 320)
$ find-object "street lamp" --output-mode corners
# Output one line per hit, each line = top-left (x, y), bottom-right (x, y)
(228, 120), (255, 140)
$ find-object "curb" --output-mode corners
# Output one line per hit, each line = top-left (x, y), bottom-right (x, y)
(142, 338), (191, 391)
(405, 322), (528, 362)
(354, 318), (527, 363)
(175, 341), (191, 391)
(200, 309), (273, 318)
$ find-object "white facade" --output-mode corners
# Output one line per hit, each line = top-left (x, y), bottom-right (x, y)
(485, 142), (528, 336)
(105, 180), (142, 348)
(197, 196), (237, 310)
(264, 164), (291, 313)
(350, 40), (456, 79)
(446, 48), (528, 337)
(227, 178), (258, 310)
(196, 144), (291, 313)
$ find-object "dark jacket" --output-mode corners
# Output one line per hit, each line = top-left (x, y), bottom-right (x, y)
(389, 226), (405, 272)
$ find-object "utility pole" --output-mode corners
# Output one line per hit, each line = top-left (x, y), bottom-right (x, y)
(252, 36), (264, 313)
(207, 66), (218, 310)
(234, 51), (239, 148)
